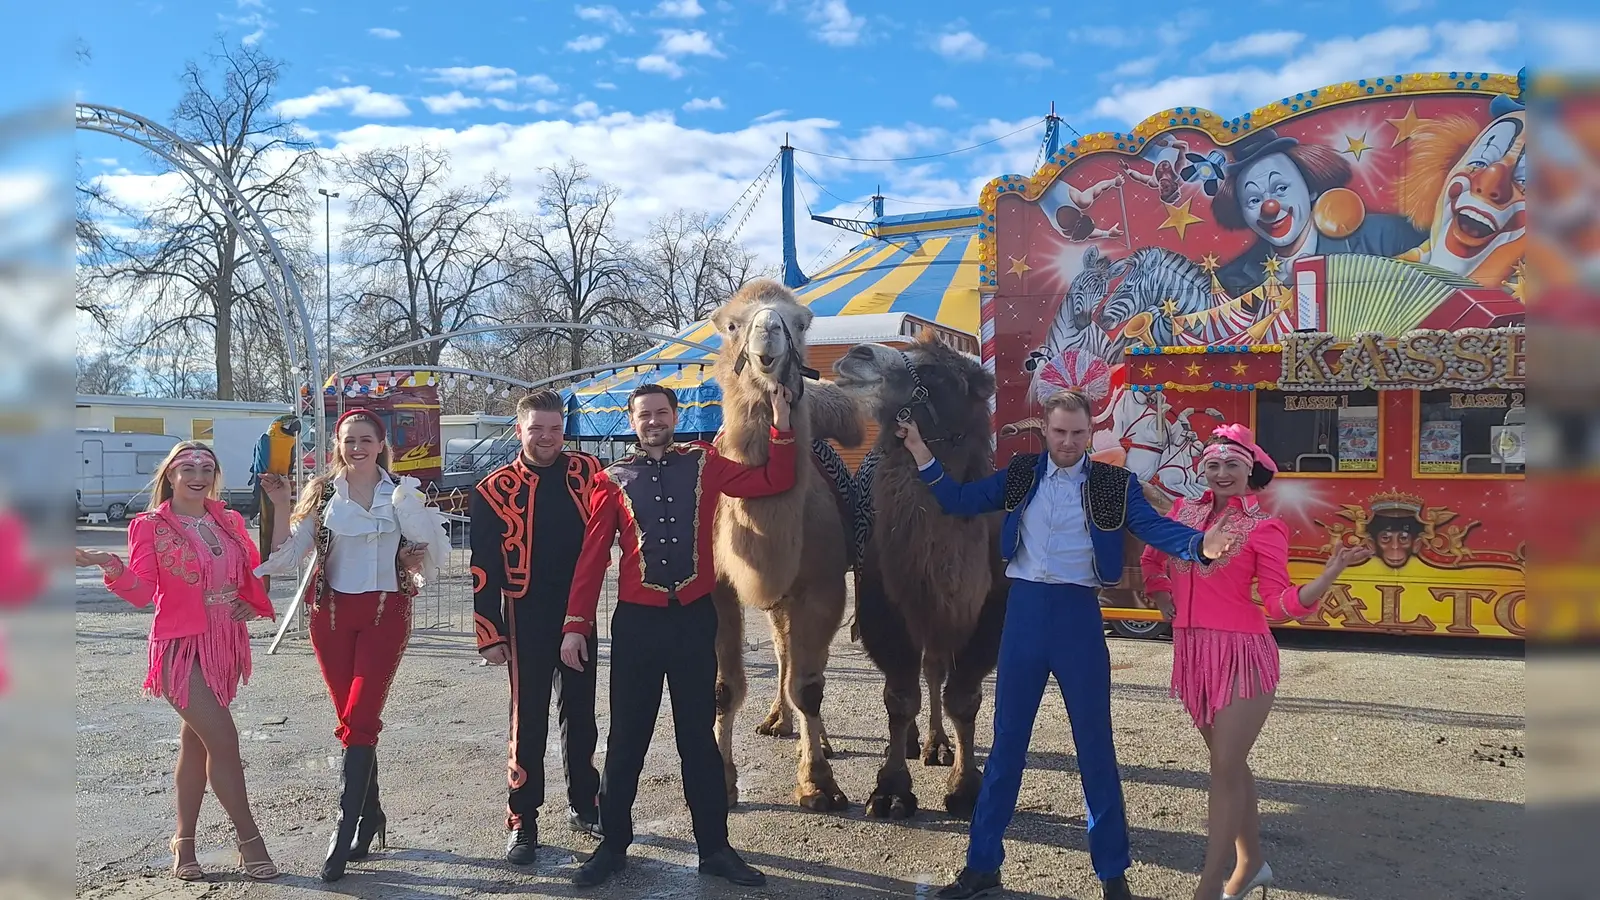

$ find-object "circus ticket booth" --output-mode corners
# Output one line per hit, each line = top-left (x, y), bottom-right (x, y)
(977, 68), (1526, 640)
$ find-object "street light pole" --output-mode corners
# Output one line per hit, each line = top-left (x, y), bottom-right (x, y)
(317, 188), (339, 378)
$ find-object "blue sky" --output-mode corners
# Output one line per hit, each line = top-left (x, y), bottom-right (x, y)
(62, 0), (1574, 270)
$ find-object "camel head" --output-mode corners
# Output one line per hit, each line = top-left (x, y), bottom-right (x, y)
(833, 334), (993, 448)
(712, 278), (817, 396)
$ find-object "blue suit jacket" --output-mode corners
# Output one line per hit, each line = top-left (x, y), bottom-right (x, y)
(918, 452), (1205, 587)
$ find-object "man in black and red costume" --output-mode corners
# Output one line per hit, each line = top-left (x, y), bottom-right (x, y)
(559, 382), (794, 889)
(470, 389), (604, 864)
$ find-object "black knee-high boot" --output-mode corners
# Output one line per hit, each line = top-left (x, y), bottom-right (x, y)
(349, 752), (386, 860)
(321, 746), (376, 882)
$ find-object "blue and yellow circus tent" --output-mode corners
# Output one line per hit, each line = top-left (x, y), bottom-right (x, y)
(564, 205), (984, 439)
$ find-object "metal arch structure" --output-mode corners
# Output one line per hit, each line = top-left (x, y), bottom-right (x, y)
(74, 103), (325, 458)
(333, 321), (721, 375)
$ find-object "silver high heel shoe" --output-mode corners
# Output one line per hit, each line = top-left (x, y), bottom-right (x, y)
(1221, 861), (1272, 899)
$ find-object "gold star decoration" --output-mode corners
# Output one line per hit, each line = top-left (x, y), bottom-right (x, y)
(1159, 298), (1180, 318)
(1504, 259), (1527, 301)
(1158, 197), (1204, 240)
(1139, 363), (1156, 378)
(1199, 253), (1221, 273)
(1385, 103), (1428, 147)
(1184, 361), (1203, 377)
(1261, 254), (1285, 284)
(1342, 132), (1372, 161)
(1230, 360), (1250, 376)
(1007, 255), (1032, 276)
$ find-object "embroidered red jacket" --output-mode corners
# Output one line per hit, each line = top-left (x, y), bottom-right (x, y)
(563, 428), (797, 637)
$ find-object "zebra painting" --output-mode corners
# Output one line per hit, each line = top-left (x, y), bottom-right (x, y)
(1095, 246), (1214, 350)
(1025, 246), (1127, 401)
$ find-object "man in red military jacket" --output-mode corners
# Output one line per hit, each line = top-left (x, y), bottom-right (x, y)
(559, 382), (794, 889)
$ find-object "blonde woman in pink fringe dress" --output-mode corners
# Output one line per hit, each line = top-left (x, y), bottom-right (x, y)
(1139, 424), (1370, 900)
(75, 442), (282, 882)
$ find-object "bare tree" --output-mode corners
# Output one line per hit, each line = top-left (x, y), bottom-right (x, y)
(511, 160), (642, 373)
(88, 40), (318, 400)
(339, 144), (515, 367)
(635, 209), (767, 331)
(75, 349), (135, 395)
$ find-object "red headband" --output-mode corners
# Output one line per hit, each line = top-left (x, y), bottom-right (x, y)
(1204, 423), (1278, 473)
(335, 408), (386, 442)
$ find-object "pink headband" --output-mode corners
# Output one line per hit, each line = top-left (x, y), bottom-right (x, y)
(1203, 423), (1278, 473)
(173, 448), (215, 468)
(336, 408), (386, 441)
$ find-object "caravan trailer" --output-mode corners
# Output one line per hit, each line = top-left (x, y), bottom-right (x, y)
(75, 429), (181, 520)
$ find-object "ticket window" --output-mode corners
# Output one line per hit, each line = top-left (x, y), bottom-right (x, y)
(1417, 390), (1526, 476)
(1254, 390), (1382, 474)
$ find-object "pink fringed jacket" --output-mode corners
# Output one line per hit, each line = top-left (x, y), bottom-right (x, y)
(104, 500), (277, 640)
(1139, 492), (1313, 634)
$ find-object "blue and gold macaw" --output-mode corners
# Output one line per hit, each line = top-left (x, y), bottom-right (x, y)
(252, 415), (301, 586)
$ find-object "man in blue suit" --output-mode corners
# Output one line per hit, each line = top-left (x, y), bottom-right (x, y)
(906, 389), (1231, 900)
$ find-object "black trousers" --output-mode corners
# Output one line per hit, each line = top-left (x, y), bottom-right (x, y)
(597, 596), (728, 859)
(505, 593), (600, 830)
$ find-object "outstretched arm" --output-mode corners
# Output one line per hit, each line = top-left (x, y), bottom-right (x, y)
(1125, 474), (1204, 561)
(902, 418), (1007, 516)
(705, 427), (799, 498)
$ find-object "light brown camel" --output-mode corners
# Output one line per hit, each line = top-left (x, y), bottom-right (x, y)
(831, 334), (1006, 819)
(708, 279), (865, 812)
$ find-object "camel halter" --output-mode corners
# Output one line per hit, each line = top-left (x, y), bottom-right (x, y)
(730, 315), (818, 400)
(895, 351), (965, 445)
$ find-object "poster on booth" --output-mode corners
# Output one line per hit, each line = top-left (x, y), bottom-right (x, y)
(984, 69), (1527, 502)
(1336, 406), (1379, 472)
(1419, 420), (1463, 473)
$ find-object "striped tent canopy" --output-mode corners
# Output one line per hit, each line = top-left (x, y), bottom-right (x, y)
(564, 206), (983, 439)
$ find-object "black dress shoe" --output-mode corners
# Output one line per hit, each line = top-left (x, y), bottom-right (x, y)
(568, 806), (603, 839)
(698, 848), (766, 886)
(572, 849), (626, 887)
(936, 867), (1001, 899)
(505, 826), (538, 866)
(1102, 874), (1133, 900)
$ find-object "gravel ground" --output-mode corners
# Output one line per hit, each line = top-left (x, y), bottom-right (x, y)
(71, 529), (1523, 900)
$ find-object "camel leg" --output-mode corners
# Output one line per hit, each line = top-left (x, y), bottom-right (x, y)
(921, 657), (955, 767)
(755, 609), (795, 738)
(712, 583), (747, 809)
(941, 583), (1008, 820)
(780, 599), (849, 812)
(867, 662), (921, 820)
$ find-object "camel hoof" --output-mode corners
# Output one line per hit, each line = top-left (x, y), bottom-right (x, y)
(866, 788), (919, 820)
(796, 781), (850, 812)
(943, 771), (983, 820)
(921, 737), (955, 768)
(756, 717), (796, 738)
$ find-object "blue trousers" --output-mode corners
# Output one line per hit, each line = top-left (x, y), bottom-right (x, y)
(966, 580), (1131, 881)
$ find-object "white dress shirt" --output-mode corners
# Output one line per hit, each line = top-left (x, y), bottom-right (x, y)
(919, 453), (1098, 587)
(255, 472), (424, 593)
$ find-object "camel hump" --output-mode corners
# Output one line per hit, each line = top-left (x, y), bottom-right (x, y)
(805, 379), (867, 448)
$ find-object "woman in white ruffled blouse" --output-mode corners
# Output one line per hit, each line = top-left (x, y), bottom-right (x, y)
(256, 408), (449, 882)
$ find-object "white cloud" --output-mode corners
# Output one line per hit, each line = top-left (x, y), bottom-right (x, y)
(368, 26), (402, 39)
(595, 80), (619, 90)
(430, 65), (522, 92)
(276, 85), (411, 119)
(1068, 25), (1139, 48)
(242, 28), (266, 45)
(683, 96), (725, 111)
(1111, 55), (1161, 78)
(931, 94), (958, 110)
(807, 0), (864, 47)
(489, 98), (563, 114)
(753, 109), (790, 122)
(1203, 30), (1304, 62)
(572, 101), (601, 119)
(1014, 51), (1052, 69)
(1386, 0), (1433, 12)
(653, 0), (704, 17)
(422, 91), (483, 114)
(935, 30), (987, 61)
(636, 55), (685, 78)
(658, 28), (722, 57)
(576, 4), (630, 32)
(566, 34), (607, 52)
(524, 74), (561, 94)
(1089, 21), (1514, 124)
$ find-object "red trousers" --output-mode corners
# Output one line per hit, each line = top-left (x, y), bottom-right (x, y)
(310, 590), (411, 748)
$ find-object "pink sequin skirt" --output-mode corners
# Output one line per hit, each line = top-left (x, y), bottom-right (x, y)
(144, 595), (253, 710)
(1170, 626), (1280, 729)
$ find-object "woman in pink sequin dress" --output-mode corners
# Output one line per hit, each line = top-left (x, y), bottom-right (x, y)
(75, 442), (281, 882)
(1140, 424), (1369, 900)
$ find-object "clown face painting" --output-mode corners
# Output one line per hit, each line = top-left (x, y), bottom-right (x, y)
(1234, 151), (1316, 250)
(1399, 105), (1527, 289)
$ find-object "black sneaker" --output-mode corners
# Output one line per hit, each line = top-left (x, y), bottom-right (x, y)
(572, 849), (626, 887)
(936, 867), (1002, 898)
(505, 826), (538, 866)
(568, 806), (603, 839)
(698, 848), (766, 887)
(1102, 875), (1133, 900)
